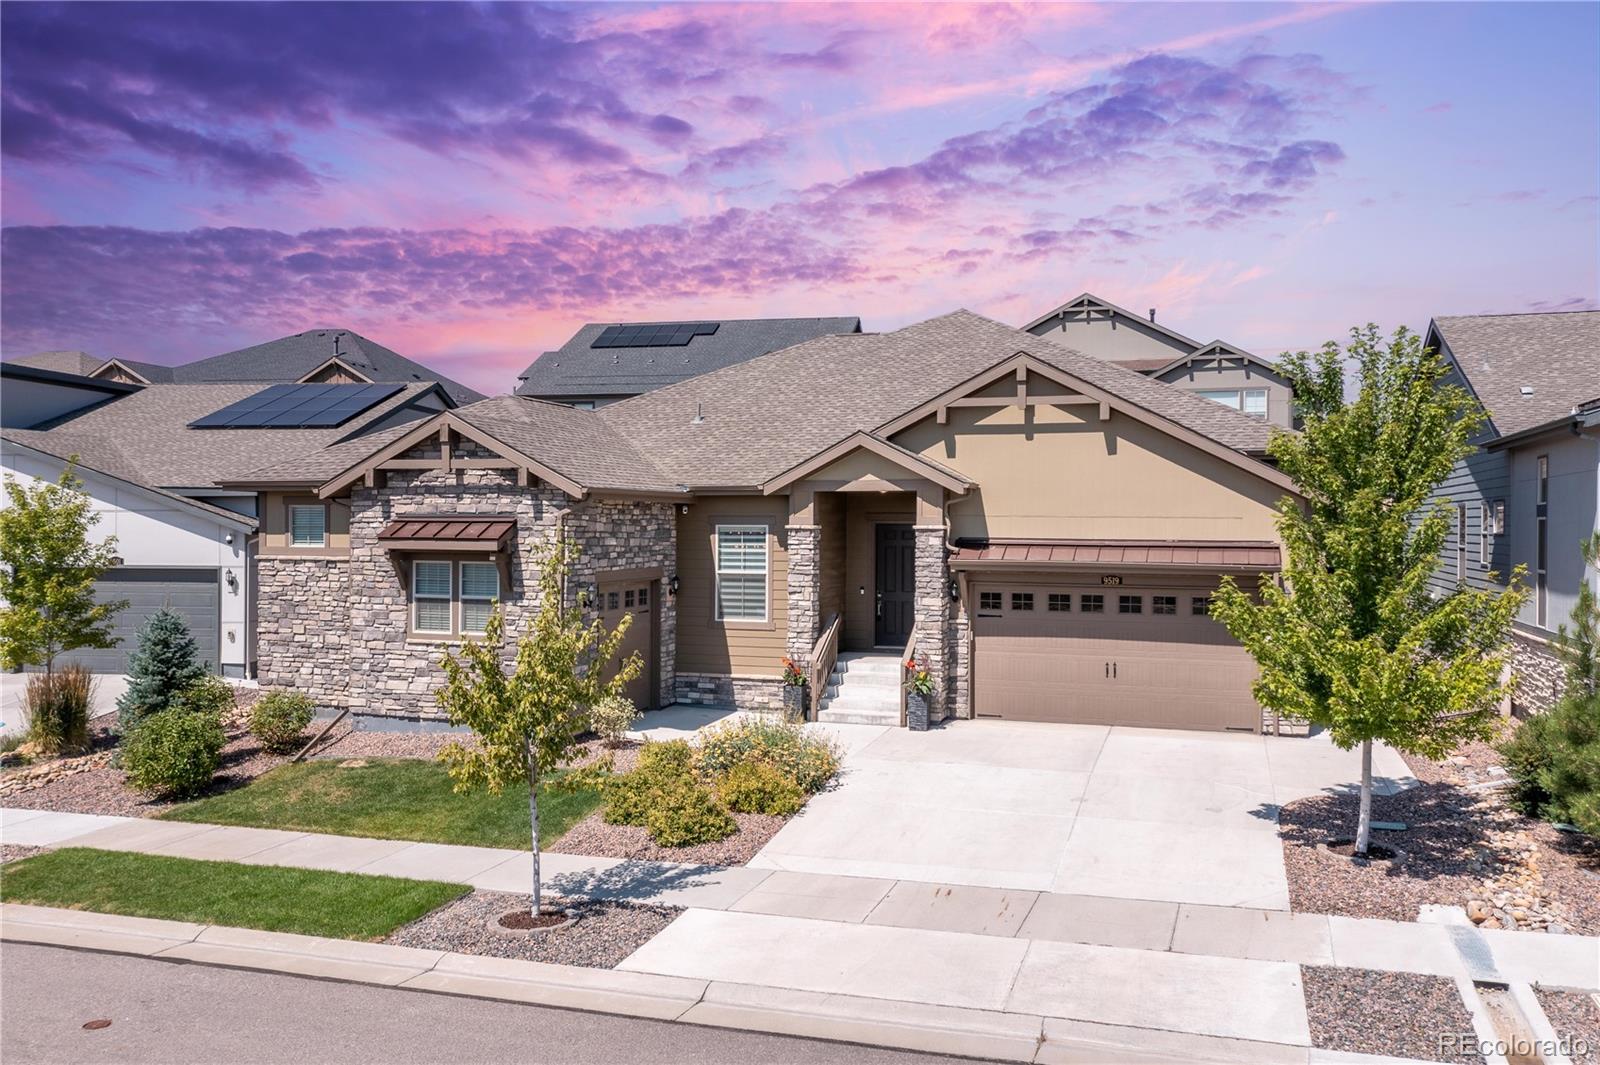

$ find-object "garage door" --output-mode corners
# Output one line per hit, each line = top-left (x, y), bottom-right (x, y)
(971, 579), (1259, 732)
(54, 568), (220, 674)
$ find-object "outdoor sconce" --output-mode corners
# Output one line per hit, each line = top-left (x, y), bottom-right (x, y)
(857, 585), (865, 596)
(668, 575), (680, 596)
(948, 578), (960, 601)
(225, 570), (239, 592)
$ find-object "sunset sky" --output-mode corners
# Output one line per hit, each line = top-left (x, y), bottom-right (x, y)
(2, 1), (1595, 396)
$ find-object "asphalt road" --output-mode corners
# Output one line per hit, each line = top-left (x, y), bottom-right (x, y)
(2, 942), (984, 1065)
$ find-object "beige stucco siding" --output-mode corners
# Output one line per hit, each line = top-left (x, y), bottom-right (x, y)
(675, 494), (789, 676)
(1027, 316), (1189, 363)
(257, 491), (352, 556)
(892, 402), (1286, 542)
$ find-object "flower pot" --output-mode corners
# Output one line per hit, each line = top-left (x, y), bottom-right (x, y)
(906, 691), (930, 732)
(782, 684), (808, 723)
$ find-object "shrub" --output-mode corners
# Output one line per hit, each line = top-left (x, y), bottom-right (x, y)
(250, 690), (315, 754)
(122, 709), (225, 797)
(116, 608), (206, 732)
(1501, 691), (1600, 836)
(716, 759), (805, 817)
(644, 781), (737, 846)
(587, 693), (637, 747)
(24, 666), (94, 754)
(601, 740), (695, 826)
(1499, 713), (1557, 818)
(175, 675), (236, 718)
(694, 718), (841, 794)
(637, 738), (694, 777)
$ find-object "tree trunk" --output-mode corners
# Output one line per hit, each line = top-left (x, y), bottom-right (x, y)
(526, 737), (542, 917)
(1354, 739), (1373, 857)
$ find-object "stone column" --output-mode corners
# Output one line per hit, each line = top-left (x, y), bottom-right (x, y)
(912, 525), (949, 722)
(786, 525), (821, 668)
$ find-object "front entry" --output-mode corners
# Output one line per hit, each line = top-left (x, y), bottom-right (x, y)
(598, 577), (658, 710)
(874, 524), (916, 646)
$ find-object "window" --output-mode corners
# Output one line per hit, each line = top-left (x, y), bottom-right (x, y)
(1456, 504), (1468, 581)
(1197, 389), (1243, 411)
(1048, 593), (1070, 612)
(1196, 388), (1270, 419)
(607, 591), (619, 610)
(1536, 455), (1549, 627)
(413, 560), (452, 634)
(1192, 596), (1211, 616)
(1479, 502), (1491, 565)
(289, 504), (327, 547)
(570, 400), (596, 411)
(1011, 592), (1034, 611)
(1080, 594), (1104, 613)
(1242, 389), (1268, 419)
(638, 587), (649, 608)
(1537, 455), (1549, 504)
(1492, 499), (1506, 535)
(1118, 595), (1142, 614)
(715, 524), (768, 622)
(459, 562), (499, 635)
(979, 591), (1003, 613)
(1152, 595), (1177, 615)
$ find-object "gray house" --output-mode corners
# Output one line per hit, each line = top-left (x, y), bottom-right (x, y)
(517, 317), (862, 408)
(1022, 293), (1297, 429)
(1425, 310), (1600, 713)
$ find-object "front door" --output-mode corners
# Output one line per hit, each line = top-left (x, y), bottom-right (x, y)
(598, 578), (657, 711)
(874, 524), (916, 646)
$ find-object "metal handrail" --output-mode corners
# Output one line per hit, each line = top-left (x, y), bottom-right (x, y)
(807, 613), (842, 720)
(898, 630), (917, 728)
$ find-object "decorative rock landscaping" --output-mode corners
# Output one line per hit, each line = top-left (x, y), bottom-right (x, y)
(1301, 965), (1484, 1064)
(386, 890), (680, 968)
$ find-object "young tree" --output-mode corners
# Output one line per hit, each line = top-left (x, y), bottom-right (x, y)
(1211, 325), (1525, 856)
(116, 607), (207, 732)
(0, 464), (124, 673)
(435, 539), (641, 919)
(1556, 532), (1599, 696)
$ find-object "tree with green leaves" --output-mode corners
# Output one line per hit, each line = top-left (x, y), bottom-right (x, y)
(435, 539), (640, 919)
(1211, 324), (1526, 856)
(1556, 532), (1599, 696)
(116, 607), (207, 732)
(0, 464), (124, 673)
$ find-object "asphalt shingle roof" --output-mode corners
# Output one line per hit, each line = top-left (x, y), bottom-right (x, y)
(456, 396), (678, 494)
(7, 351), (106, 376)
(173, 329), (483, 405)
(516, 317), (862, 399)
(1433, 311), (1600, 438)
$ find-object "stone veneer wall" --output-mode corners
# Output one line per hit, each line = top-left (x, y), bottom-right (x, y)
(913, 525), (950, 722)
(1510, 629), (1565, 716)
(949, 604), (972, 720)
(674, 673), (784, 714)
(255, 556), (351, 705)
(785, 524), (821, 667)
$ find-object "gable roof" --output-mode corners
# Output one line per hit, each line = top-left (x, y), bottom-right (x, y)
(1149, 339), (1287, 381)
(1021, 292), (1204, 351)
(516, 317), (862, 400)
(8, 350), (106, 376)
(759, 431), (975, 496)
(1429, 311), (1600, 437)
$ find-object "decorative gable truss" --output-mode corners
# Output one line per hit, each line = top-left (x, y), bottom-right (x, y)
(317, 412), (587, 501)
(298, 355), (375, 385)
(1150, 340), (1286, 382)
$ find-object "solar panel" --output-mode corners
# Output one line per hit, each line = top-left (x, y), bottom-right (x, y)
(188, 383), (403, 429)
(591, 322), (718, 349)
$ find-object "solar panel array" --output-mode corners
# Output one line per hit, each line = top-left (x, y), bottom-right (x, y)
(188, 383), (403, 429)
(590, 322), (719, 349)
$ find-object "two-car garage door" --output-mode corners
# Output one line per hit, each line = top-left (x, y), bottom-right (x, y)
(971, 577), (1260, 732)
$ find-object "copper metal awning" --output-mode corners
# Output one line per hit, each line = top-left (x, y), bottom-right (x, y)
(376, 516), (516, 551)
(949, 539), (1280, 570)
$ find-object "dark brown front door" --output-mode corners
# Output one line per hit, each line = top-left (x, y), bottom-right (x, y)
(874, 524), (916, 646)
(598, 579), (657, 710)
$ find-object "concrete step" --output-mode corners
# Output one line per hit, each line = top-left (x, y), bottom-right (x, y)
(818, 693), (899, 714)
(816, 706), (899, 726)
(826, 670), (900, 692)
(835, 653), (902, 675)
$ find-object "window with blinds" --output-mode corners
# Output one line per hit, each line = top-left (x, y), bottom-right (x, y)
(459, 562), (499, 634)
(289, 504), (327, 547)
(715, 524), (768, 622)
(413, 560), (452, 633)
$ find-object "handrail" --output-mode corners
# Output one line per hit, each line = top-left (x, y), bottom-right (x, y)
(898, 630), (917, 728)
(807, 612), (842, 720)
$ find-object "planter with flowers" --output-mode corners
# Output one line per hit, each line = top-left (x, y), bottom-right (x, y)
(780, 656), (808, 723)
(904, 654), (935, 731)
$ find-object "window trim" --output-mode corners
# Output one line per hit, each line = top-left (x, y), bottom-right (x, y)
(412, 559), (454, 635)
(288, 503), (328, 548)
(1456, 503), (1468, 581)
(713, 522), (770, 625)
(1195, 387), (1270, 420)
(1478, 501), (1490, 566)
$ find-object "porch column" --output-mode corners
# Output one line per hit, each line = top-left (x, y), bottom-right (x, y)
(913, 482), (950, 722)
(785, 487), (821, 668)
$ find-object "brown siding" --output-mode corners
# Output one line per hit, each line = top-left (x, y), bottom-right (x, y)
(842, 493), (916, 651)
(675, 494), (789, 676)
(257, 490), (352, 556)
(818, 491), (845, 627)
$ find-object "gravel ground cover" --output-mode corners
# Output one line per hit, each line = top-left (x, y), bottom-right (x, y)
(1279, 723), (1599, 934)
(1301, 965), (1483, 1064)
(386, 889), (679, 968)
(1535, 989), (1600, 1064)
(1, 845), (45, 864)
(552, 810), (786, 866)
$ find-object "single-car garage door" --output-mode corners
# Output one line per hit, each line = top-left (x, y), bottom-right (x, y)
(56, 568), (220, 674)
(971, 578), (1259, 732)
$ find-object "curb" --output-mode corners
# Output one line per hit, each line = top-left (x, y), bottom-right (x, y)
(2, 903), (1316, 1064)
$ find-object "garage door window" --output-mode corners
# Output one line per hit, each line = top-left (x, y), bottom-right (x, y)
(1118, 595), (1142, 614)
(1011, 592), (1034, 611)
(1192, 596), (1211, 616)
(1047, 593), (1070, 612)
(290, 505), (327, 547)
(978, 591), (1002, 614)
(1152, 595), (1177, 615)
(1080, 594), (1104, 613)
(715, 524), (769, 622)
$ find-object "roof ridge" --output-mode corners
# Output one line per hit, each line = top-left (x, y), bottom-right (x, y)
(1436, 309), (1600, 321)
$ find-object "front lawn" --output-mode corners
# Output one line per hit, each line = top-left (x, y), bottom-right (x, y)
(0, 847), (467, 940)
(159, 758), (600, 850)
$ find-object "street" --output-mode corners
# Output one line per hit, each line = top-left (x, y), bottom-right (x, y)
(1, 943), (982, 1065)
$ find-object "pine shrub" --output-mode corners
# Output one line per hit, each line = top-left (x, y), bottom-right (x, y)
(116, 608), (206, 733)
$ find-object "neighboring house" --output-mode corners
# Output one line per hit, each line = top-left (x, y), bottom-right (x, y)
(8, 327), (483, 406)
(1, 362), (141, 430)
(1022, 293), (1297, 428)
(1424, 310), (1600, 714)
(238, 310), (1300, 735)
(516, 317), (862, 407)
(1, 381), (454, 676)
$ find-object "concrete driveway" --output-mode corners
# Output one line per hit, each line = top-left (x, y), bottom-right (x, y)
(748, 720), (1415, 910)
(0, 672), (129, 739)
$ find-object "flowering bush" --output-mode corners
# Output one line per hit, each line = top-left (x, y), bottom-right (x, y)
(904, 654), (935, 697)
(780, 656), (806, 687)
(693, 717), (840, 794)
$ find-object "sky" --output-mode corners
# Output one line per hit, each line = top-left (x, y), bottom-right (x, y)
(1, 1), (1596, 397)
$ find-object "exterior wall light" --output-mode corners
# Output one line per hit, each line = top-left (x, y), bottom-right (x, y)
(948, 578), (961, 601)
(668, 575), (680, 596)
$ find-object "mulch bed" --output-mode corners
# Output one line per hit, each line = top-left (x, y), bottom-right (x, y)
(1302, 965), (1484, 1064)
(1279, 723), (1600, 934)
(1534, 989), (1600, 1064)
(552, 810), (786, 867)
(386, 890), (679, 968)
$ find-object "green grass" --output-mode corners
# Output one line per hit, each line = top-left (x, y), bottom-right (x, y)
(159, 757), (601, 850)
(0, 848), (466, 940)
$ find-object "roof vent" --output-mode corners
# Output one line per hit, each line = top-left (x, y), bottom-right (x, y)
(1520, 385), (1535, 396)
(1149, 308), (1157, 323)
(691, 402), (705, 425)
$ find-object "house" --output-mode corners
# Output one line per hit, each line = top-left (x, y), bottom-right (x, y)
(1425, 310), (1600, 714)
(516, 317), (863, 408)
(8, 327), (483, 406)
(1022, 293), (1296, 428)
(239, 310), (1299, 734)
(1, 381), (454, 676)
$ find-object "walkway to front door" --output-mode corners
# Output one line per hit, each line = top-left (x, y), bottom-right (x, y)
(874, 523), (915, 646)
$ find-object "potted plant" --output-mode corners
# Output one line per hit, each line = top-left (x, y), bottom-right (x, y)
(780, 656), (808, 722)
(904, 654), (934, 731)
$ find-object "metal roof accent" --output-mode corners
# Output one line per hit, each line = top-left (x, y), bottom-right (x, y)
(950, 539), (1281, 570)
(376, 516), (516, 549)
